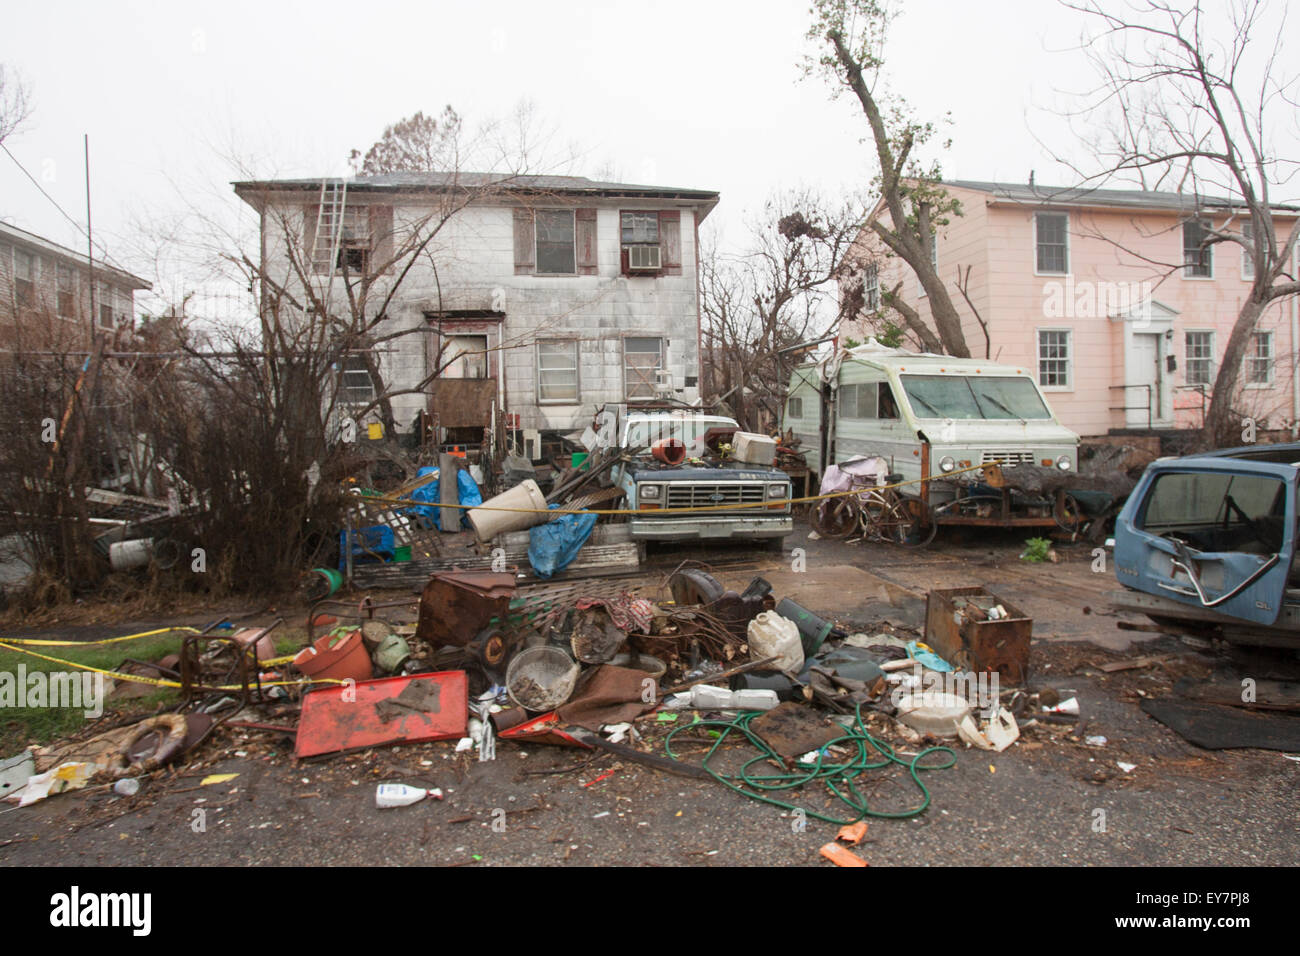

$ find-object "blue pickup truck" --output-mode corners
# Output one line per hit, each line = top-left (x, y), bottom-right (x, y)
(1110, 443), (1300, 646)
(610, 411), (792, 546)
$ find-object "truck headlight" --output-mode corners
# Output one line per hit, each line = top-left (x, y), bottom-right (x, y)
(767, 483), (788, 499)
(1056, 455), (1072, 471)
(639, 484), (662, 500)
(939, 455), (956, 473)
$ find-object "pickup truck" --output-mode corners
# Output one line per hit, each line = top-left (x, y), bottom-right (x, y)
(606, 410), (792, 546)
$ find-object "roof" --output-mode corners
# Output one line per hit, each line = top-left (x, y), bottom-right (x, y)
(233, 171), (720, 218)
(0, 220), (151, 290)
(839, 340), (1035, 376)
(942, 179), (1300, 216)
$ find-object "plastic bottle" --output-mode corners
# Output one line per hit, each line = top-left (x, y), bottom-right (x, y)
(375, 783), (444, 808)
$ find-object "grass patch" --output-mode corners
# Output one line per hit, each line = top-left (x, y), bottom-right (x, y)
(0, 625), (306, 753)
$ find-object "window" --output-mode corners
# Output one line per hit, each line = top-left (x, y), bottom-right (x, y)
(624, 337), (663, 400)
(1241, 221), (1255, 280)
(1139, 471), (1285, 552)
(57, 264), (75, 317)
(1246, 331), (1273, 385)
(1037, 329), (1072, 388)
(901, 375), (1051, 420)
(863, 262), (880, 310)
(1035, 212), (1069, 273)
(14, 249), (34, 307)
(1183, 219), (1213, 278)
(535, 210), (576, 274)
(621, 212), (659, 245)
(340, 354), (376, 405)
(621, 211), (661, 271)
(537, 340), (579, 403)
(1185, 331), (1214, 387)
(97, 283), (116, 329)
(786, 396), (803, 419)
(313, 205), (371, 275)
(838, 382), (902, 420)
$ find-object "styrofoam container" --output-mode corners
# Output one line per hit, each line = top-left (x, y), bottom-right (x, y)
(894, 692), (974, 738)
(733, 431), (777, 465)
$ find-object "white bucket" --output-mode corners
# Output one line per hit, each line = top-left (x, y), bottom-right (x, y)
(467, 479), (550, 543)
(109, 538), (154, 571)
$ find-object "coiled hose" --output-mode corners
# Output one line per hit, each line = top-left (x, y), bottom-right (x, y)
(663, 702), (957, 825)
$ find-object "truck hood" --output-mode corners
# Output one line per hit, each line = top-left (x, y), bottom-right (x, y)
(625, 465), (788, 482)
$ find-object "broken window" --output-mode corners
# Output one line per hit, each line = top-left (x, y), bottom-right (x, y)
(537, 340), (579, 402)
(535, 210), (576, 274)
(624, 336), (663, 400)
(312, 204), (372, 276)
(1139, 471), (1285, 554)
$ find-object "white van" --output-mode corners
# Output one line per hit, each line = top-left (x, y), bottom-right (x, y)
(786, 341), (1080, 529)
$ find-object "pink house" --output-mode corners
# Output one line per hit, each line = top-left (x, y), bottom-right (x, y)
(840, 180), (1300, 438)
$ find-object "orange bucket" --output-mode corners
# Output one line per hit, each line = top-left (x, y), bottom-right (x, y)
(294, 627), (373, 683)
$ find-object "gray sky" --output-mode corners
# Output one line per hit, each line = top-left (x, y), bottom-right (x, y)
(0, 0), (1260, 314)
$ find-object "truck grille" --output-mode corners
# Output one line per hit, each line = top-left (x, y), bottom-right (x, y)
(981, 450), (1035, 466)
(665, 482), (767, 511)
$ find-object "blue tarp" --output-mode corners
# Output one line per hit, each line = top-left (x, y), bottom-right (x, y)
(527, 507), (598, 579)
(407, 466), (483, 530)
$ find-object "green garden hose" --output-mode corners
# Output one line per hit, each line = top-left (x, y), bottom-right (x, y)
(663, 702), (957, 825)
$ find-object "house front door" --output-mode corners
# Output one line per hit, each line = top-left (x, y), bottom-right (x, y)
(1127, 332), (1169, 428)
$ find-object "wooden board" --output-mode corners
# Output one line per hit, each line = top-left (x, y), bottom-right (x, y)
(428, 379), (496, 429)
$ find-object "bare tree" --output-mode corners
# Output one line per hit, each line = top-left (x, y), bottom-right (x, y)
(1060, 0), (1300, 443)
(805, 0), (972, 357)
(701, 191), (859, 430)
(0, 63), (32, 145)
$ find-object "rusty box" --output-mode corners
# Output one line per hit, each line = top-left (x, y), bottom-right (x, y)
(924, 586), (1032, 685)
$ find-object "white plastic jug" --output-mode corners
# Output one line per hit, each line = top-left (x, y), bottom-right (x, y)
(375, 783), (444, 808)
(746, 611), (804, 675)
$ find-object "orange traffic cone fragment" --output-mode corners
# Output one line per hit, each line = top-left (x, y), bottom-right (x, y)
(819, 842), (868, 867)
(836, 821), (869, 845)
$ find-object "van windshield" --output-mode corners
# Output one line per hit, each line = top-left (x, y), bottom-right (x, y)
(900, 375), (1052, 420)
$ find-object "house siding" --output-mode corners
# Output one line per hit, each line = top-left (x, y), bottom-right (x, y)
(254, 193), (708, 436)
(843, 184), (1298, 438)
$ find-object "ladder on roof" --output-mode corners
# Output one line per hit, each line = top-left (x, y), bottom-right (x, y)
(309, 178), (348, 318)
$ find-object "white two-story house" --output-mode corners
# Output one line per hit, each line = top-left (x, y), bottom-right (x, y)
(233, 172), (719, 454)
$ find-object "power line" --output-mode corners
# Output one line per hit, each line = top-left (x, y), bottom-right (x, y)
(1, 141), (134, 277)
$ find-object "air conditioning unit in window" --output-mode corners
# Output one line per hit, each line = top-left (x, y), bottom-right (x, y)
(627, 244), (661, 271)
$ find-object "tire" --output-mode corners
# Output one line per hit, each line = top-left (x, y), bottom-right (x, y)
(812, 496), (859, 538)
(891, 494), (937, 549)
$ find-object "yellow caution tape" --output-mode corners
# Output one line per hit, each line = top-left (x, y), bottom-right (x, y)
(0, 625), (200, 647)
(0, 640), (343, 692)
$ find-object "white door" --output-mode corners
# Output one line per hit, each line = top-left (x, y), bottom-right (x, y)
(1128, 333), (1168, 427)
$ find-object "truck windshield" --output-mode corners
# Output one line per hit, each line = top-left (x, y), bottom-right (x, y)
(900, 375), (1052, 420)
(625, 419), (735, 457)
